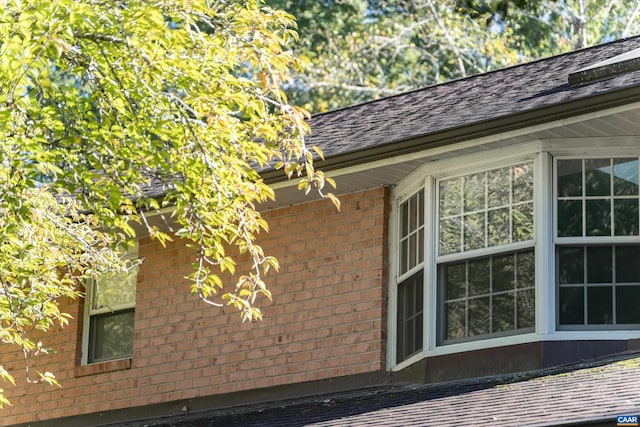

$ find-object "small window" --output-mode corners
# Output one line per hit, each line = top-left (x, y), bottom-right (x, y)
(83, 243), (139, 364)
(396, 190), (425, 361)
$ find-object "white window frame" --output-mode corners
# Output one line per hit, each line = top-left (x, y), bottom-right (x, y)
(553, 155), (640, 330)
(389, 140), (640, 370)
(81, 243), (139, 365)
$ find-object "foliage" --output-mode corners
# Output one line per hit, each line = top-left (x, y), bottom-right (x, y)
(272, 0), (640, 112)
(0, 0), (335, 406)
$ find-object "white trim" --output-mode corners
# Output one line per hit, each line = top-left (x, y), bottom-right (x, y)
(435, 240), (535, 264)
(391, 329), (640, 371)
(387, 193), (400, 368)
(541, 137), (640, 156)
(424, 146), (540, 181)
(419, 332), (540, 360)
(536, 152), (554, 334)
(393, 350), (426, 371)
(538, 330), (640, 340)
(387, 190), (400, 366)
(424, 176), (437, 352)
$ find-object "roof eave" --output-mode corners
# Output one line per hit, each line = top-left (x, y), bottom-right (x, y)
(263, 84), (640, 185)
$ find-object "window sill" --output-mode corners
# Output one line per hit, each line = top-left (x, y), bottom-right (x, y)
(74, 357), (132, 377)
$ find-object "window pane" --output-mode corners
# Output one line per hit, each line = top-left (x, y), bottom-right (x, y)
(517, 288), (535, 329)
(439, 162), (533, 256)
(415, 275), (424, 313)
(585, 199), (611, 236)
(440, 250), (534, 343)
(558, 200), (582, 237)
(464, 173), (485, 212)
(516, 251), (535, 288)
(418, 231), (424, 267)
(409, 195), (418, 232)
(487, 168), (510, 208)
(401, 202), (409, 236)
(493, 254), (515, 292)
(587, 286), (613, 324)
(614, 199), (639, 236)
(557, 159), (582, 197)
(513, 202), (534, 242)
(440, 179), (461, 217)
(408, 233), (417, 271)
(418, 190), (425, 227)
(463, 212), (485, 251)
(556, 158), (640, 241)
(414, 310), (423, 353)
(513, 164), (534, 203)
(559, 287), (584, 325)
(439, 217), (461, 256)
(559, 244), (640, 328)
(616, 246), (640, 283)
(446, 263), (466, 300)
(492, 292), (515, 332)
(585, 158), (611, 197)
(488, 208), (510, 247)
(586, 246), (612, 284)
(90, 310), (135, 362)
(400, 239), (408, 274)
(613, 158), (638, 196)
(446, 301), (466, 340)
(468, 297), (490, 336)
(469, 258), (490, 296)
(93, 267), (138, 310)
(558, 247), (584, 284)
(616, 286), (640, 324)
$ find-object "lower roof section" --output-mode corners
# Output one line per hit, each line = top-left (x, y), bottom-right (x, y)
(18, 345), (640, 427)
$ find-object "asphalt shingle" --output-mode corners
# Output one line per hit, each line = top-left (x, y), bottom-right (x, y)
(120, 353), (640, 427)
(307, 36), (640, 160)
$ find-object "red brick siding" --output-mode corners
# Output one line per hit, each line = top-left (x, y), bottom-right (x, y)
(0, 187), (389, 424)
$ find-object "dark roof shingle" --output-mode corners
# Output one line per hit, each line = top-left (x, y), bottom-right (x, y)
(308, 36), (640, 161)
(124, 353), (640, 427)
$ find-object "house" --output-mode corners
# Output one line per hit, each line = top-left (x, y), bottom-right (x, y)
(3, 35), (640, 426)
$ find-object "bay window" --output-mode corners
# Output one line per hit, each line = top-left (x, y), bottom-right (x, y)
(393, 149), (640, 366)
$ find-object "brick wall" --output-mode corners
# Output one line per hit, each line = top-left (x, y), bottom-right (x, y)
(0, 187), (389, 425)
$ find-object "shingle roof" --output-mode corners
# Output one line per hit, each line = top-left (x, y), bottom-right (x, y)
(306, 36), (640, 164)
(121, 352), (640, 427)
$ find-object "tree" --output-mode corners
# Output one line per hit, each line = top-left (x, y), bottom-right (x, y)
(0, 0), (336, 406)
(273, 0), (640, 112)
